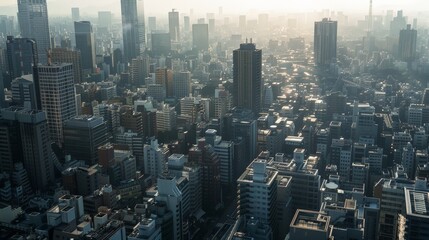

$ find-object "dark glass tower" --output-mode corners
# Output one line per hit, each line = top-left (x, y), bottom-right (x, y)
(6, 36), (38, 80)
(314, 18), (337, 66)
(233, 42), (262, 115)
(121, 0), (145, 63)
(74, 21), (96, 75)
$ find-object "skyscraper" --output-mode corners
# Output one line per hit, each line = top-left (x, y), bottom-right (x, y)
(63, 116), (108, 165)
(151, 33), (171, 56)
(6, 36), (38, 80)
(37, 63), (76, 146)
(398, 24), (417, 62)
(51, 48), (83, 84)
(74, 21), (96, 76)
(314, 18), (337, 66)
(71, 7), (80, 22)
(17, 0), (50, 63)
(98, 11), (112, 30)
(121, 0), (145, 63)
(233, 42), (262, 114)
(192, 24), (209, 51)
(0, 107), (54, 192)
(168, 9), (180, 42)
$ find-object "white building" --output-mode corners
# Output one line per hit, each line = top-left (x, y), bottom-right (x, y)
(143, 138), (169, 177)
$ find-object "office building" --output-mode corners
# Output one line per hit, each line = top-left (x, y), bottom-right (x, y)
(168, 9), (180, 42)
(121, 0), (140, 62)
(74, 21), (96, 75)
(156, 176), (184, 240)
(233, 43), (262, 114)
(17, 0), (50, 64)
(390, 10), (407, 38)
(314, 18), (337, 66)
(151, 33), (171, 56)
(11, 75), (37, 109)
(71, 7), (79, 22)
(148, 16), (156, 32)
(63, 115), (108, 165)
(192, 24), (209, 51)
(173, 71), (191, 99)
(398, 24), (417, 62)
(0, 107), (54, 192)
(128, 218), (162, 240)
(189, 139), (222, 214)
(143, 138), (170, 177)
(51, 47), (83, 83)
(130, 56), (149, 86)
(289, 210), (332, 240)
(214, 85), (232, 118)
(37, 63), (77, 146)
(6, 36), (37, 80)
(398, 188), (429, 240)
(98, 11), (112, 30)
(237, 156), (278, 237)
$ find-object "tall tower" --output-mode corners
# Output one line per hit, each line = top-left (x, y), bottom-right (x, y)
(37, 63), (77, 146)
(398, 24), (417, 62)
(0, 107), (54, 192)
(168, 9), (180, 42)
(368, 0), (373, 32)
(71, 7), (80, 22)
(137, 0), (146, 54)
(192, 24), (209, 51)
(17, 0), (50, 64)
(233, 42), (262, 115)
(121, 0), (140, 63)
(6, 36), (38, 80)
(74, 21), (96, 76)
(314, 18), (337, 66)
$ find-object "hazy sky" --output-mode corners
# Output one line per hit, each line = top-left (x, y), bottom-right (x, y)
(0, 0), (428, 17)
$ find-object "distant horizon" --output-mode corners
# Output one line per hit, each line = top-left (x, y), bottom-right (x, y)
(1, 0), (429, 18)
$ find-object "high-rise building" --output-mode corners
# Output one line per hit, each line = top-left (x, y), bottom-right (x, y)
(156, 104), (176, 133)
(98, 11), (112, 30)
(51, 48), (83, 84)
(398, 187), (429, 240)
(390, 10), (407, 38)
(71, 7), (79, 22)
(183, 16), (190, 32)
(239, 15), (246, 30)
(148, 17), (156, 32)
(63, 115), (108, 165)
(233, 43), (262, 114)
(74, 21), (96, 75)
(168, 9), (180, 42)
(189, 139), (221, 214)
(398, 24), (417, 62)
(17, 0), (50, 63)
(0, 107), (54, 192)
(11, 75), (37, 109)
(121, 0), (141, 63)
(37, 63), (77, 146)
(137, 0), (146, 53)
(151, 33), (171, 56)
(192, 24), (209, 51)
(237, 157), (278, 236)
(289, 210), (332, 240)
(130, 56), (149, 86)
(314, 18), (337, 66)
(6, 36), (38, 80)
(173, 71), (191, 99)
(144, 138), (170, 177)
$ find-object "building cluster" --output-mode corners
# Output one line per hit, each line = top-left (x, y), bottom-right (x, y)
(0, 0), (428, 240)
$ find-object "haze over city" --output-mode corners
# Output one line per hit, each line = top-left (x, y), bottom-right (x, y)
(1, 0), (429, 239)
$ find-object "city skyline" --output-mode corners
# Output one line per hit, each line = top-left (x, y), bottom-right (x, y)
(1, 0), (429, 17)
